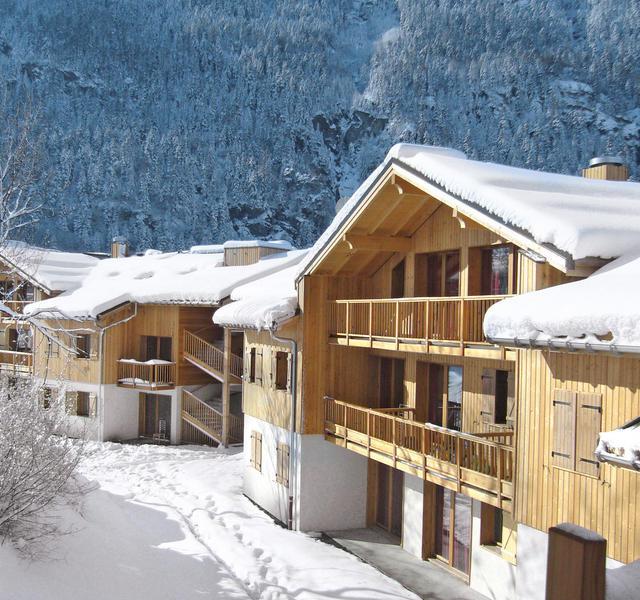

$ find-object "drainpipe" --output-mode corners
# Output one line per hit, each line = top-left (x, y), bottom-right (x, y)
(269, 324), (298, 531)
(96, 303), (138, 440)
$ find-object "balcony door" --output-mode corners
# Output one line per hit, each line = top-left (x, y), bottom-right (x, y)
(375, 463), (403, 538)
(415, 251), (460, 297)
(141, 336), (172, 362)
(379, 358), (404, 409)
(140, 393), (171, 439)
(435, 487), (472, 576)
(418, 363), (463, 431)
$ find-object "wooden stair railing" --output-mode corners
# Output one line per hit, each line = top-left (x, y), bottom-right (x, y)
(183, 330), (243, 380)
(181, 390), (244, 445)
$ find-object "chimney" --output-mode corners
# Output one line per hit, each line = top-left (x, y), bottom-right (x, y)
(582, 156), (629, 181)
(111, 236), (129, 258)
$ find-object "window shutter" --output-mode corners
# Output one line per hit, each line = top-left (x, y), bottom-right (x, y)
(271, 351), (277, 389)
(255, 432), (262, 472)
(65, 391), (78, 416)
(90, 334), (98, 358)
(255, 349), (263, 385)
(286, 353), (293, 393)
(481, 369), (496, 424)
(506, 370), (516, 427)
(575, 392), (602, 477)
(89, 393), (98, 418)
(552, 389), (576, 469)
(243, 347), (250, 380)
(250, 431), (255, 468)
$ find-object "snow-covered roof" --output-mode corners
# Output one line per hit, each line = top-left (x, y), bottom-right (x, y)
(188, 244), (224, 254)
(0, 241), (99, 293)
(213, 260), (305, 330)
(596, 418), (640, 470)
(25, 249), (306, 320)
(296, 143), (640, 279)
(483, 250), (640, 350)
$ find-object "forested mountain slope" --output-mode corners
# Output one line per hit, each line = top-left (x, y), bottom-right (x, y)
(1, 0), (638, 252)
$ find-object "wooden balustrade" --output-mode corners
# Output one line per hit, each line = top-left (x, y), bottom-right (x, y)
(117, 359), (175, 389)
(184, 330), (243, 381)
(0, 350), (33, 372)
(182, 390), (244, 445)
(329, 295), (508, 350)
(324, 397), (514, 510)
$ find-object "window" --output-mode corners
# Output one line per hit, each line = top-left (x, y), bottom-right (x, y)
(273, 351), (290, 391)
(75, 334), (93, 359)
(48, 337), (59, 357)
(250, 431), (262, 472)
(481, 504), (517, 561)
(415, 250), (460, 297)
(245, 347), (257, 383)
(481, 246), (511, 295)
(141, 336), (172, 361)
(481, 369), (515, 426)
(552, 389), (602, 477)
(65, 391), (96, 417)
(276, 443), (290, 486)
(41, 387), (53, 409)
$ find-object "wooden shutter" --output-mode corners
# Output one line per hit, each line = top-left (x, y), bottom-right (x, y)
(243, 346), (250, 380)
(89, 392), (98, 418)
(271, 351), (277, 389)
(506, 370), (516, 427)
(481, 369), (496, 424)
(255, 432), (262, 472)
(575, 392), (602, 477)
(89, 334), (98, 358)
(286, 353), (292, 393)
(552, 389), (576, 469)
(255, 348), (263, 385)
(276, 443), (290, 486)
(65, 391), (78, 415)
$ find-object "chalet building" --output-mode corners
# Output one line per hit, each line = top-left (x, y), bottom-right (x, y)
(24, 239), (301, 447)
(217, 145), (640, 599)
(0, 242), (98, 377)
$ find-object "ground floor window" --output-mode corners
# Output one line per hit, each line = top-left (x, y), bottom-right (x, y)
(139, 393), (171, 439)
(480, 504), (517, 562)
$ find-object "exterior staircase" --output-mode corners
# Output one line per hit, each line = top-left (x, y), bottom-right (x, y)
(181, 389), (244, 446)
(183, 330), (243, 383)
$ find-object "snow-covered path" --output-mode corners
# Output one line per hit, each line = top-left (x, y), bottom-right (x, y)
(1, 442), (418, 600)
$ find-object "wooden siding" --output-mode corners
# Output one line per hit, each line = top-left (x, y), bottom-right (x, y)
(224, 246), (284, 267)
(515, 349), (640, 564)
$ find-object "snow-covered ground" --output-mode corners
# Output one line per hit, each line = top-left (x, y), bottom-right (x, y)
(0, 442), (417, 600)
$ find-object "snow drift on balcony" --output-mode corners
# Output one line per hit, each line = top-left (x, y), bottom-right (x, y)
(0, 241), (99, 292)
(483, 250), (640, 347)
(213, 259), (306, 330)
(24, 248), (306, 320)
(596, 420), (640, 467)
(296, 143), (640, 280)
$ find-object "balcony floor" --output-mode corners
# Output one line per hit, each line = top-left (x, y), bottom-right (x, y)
(323, 528), (484, 600)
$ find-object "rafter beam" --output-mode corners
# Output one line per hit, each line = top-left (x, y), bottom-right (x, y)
(343, 233), (412, 253)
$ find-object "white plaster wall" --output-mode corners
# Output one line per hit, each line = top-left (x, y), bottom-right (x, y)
(60, 382), (102, 441)
(296, 434), (368, 532)
(102, 384), (139, 442)
(515, 524), (548, 600)
(402, 474), (424, 559)
(243, 415), (290, 525)
(469, 500), (517, 600)
(170, 388), (180, 444)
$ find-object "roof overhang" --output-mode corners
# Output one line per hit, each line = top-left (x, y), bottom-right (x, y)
(298, 158), (601, 282)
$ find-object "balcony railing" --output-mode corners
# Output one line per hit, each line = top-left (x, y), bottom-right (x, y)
(0, 350), (33, 373)
(117, 359), (175, 389)
(324, 397), (514, 510)
(328, 295), (508, 349)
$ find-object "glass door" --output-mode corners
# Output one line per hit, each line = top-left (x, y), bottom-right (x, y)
(435, 487), (472, 576)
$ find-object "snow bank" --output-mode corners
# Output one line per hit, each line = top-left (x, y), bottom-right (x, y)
(25, 249), (307, 319)
(214, 261), (304, 330)
(296, 143), (640, 280)
(484, 250), (640, 347)
(0, 241), (99, 292)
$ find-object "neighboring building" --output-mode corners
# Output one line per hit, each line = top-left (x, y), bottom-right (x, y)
(25, 239), (302, 446)
(0, 242), (99, 377)
(218, 145), (640, 599)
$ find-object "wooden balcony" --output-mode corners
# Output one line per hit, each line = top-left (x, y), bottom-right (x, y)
(324, 397), (514, 511)
(117, 359), (175, 390)
(0, 350), (33, 374)
(328, 295), (509, 357)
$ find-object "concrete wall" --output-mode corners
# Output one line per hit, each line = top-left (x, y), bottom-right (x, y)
(402, 474), (424, 559)
(297, 434), (368, 532)
(469, 500), (517, 600)
(243, 415), (290, 525)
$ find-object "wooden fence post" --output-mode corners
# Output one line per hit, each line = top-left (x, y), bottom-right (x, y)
(546, 523), (606, 600)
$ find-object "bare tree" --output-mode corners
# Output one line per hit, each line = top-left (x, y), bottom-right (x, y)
(0, 377), (85, 551)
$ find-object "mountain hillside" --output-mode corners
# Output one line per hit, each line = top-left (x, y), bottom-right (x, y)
(1, 0), (638, 252)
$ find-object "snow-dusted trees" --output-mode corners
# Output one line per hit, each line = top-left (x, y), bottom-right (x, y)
(0, 378), (84, 549)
